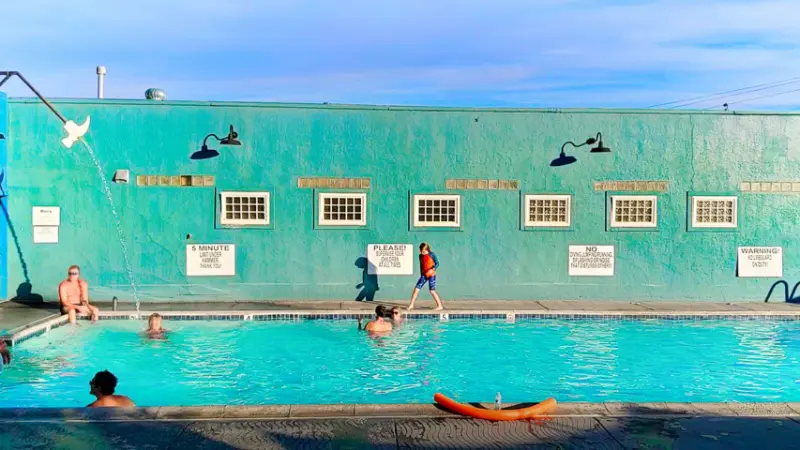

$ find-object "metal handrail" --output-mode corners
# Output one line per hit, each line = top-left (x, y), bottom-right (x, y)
(764, 280), (800, 303)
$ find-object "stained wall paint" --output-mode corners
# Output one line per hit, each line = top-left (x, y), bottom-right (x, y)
(5, 98), (800, 303)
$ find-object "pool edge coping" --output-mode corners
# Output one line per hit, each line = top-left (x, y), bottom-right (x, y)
(8, 308), (800, 346)
(1, 402), (799, 422)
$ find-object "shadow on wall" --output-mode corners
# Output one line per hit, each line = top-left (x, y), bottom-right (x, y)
(765, 280), (800, 303)
(0, 171), (44, 304)
(355, 257), (379, 302)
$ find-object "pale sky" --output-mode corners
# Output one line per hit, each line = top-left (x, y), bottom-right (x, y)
(2, 0), (800, 109)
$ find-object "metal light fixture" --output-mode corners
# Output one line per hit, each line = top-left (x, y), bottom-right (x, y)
(220, 125), (241, 146)
(588, 132), (611, 153)
(550, 132), (611, 167)
(191, 125), (242, 160)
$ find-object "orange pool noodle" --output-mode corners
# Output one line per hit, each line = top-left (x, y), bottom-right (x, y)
(434, 393), (557, 421)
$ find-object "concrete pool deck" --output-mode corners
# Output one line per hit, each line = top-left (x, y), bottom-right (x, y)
(4, 402), (800, 449)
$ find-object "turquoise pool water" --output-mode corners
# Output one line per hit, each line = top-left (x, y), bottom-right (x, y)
(1, 319), (799, 408)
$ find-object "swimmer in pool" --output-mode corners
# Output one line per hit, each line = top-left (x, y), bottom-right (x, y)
(146, 313), (167, 338)
(357, 305), (393, 333)
(58, 265), (99, 324)
(389, 306), (403, 325)
(0, 341), (10, 365)
(87, 370), (135, 408)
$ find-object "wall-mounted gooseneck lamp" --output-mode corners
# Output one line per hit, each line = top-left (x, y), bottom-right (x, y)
(550, 132), (611, 167)
(191, 125), (242, 160)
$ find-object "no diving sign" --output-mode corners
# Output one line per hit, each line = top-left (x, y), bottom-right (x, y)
(186, 244), (236, 276)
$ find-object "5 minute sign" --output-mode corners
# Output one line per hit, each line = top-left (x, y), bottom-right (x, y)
(186, 244), (236, 276)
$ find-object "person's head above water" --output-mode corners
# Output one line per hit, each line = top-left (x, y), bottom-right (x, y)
(67, 265), (80, 280)
(90, 370), (118, 396)
(148, 313), (163, 331)
(375, 305), (389, 319)
(390, 307), (401, 320)
(419, 242), (430, 253)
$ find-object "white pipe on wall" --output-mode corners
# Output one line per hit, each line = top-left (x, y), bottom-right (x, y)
(96, 66), (106, 99)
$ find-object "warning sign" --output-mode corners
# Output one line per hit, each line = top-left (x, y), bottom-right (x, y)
(568, 245), (615, 277)
(737, 247), (782, 278)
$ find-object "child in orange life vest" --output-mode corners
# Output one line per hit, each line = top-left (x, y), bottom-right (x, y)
(407, 242), (444, 311)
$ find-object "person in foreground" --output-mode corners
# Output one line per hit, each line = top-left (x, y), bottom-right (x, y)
(59, 265), (99, 324)
(358, 305), (393, 333)
(87, 370), (135, 408)
(146, 313), (167, 338)
(408, 242), (444, 311)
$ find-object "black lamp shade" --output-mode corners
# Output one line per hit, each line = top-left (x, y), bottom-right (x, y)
(590, 141), (611, 153)
(550, 154), (578, 167)
(191, 146), (220, 160)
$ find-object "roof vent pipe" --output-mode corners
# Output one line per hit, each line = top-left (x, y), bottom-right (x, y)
(96, 66), (106, 99)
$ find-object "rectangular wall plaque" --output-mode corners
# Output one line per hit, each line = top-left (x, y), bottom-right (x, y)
(568, 245), (615, 276)
(367, 244), (414, 275)
(737, 247), (782, 277)
(186, 244), (236, 276)
(32, 207), (60, 226)
(33, 226), (59, 244)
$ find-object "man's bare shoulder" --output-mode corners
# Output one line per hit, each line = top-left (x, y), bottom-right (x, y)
(113, 395), (135, 406)
(88, 395), (135, 407)
(365, 321), (392, 332)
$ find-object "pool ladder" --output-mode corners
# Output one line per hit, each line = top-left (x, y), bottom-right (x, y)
(764, 280), (800, 303)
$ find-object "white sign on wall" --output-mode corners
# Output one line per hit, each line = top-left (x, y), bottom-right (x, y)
(32, 207), (60, 226)
(569, 245), (615, 276)
(186, 244), (236, 276)
(738, 247), (783, 278)
(33, 226), (59, 244)
(367, 244), (414, 275)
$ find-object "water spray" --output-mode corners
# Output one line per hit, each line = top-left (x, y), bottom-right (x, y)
(0, 71), (141, 313)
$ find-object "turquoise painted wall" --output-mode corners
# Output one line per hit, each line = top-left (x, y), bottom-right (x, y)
(4, 98), (800, 303)
(0, 93), (7, 300)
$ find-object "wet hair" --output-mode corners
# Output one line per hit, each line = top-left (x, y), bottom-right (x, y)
(148, 313), (161, 327)
(419, 242), (430, 252)
(68, 265), (80, 273)
(92, 370), (118, 396)
(375, 305), (388, 318)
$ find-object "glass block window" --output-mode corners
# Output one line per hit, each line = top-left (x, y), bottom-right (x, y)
(691, 196), (737, 228)
(413, 195), (461, 228)
(318, 193), (367, 226)
(524, 195), (571, 227)
(610, 195), (657, 228)
(220, 191), (270, 226)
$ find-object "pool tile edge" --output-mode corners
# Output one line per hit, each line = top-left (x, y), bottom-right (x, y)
(2, 403), (799, 422)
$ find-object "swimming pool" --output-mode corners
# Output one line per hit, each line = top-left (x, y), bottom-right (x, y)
(1, 318), (799, 408)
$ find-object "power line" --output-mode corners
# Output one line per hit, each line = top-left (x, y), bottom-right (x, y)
(668, 78), (800, 109)
(647, 76), (800, 109)
(703, 86), (800, 110)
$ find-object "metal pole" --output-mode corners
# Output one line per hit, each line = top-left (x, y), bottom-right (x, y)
(0, 71), (67, 124)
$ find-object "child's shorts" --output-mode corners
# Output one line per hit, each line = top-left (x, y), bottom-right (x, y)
(415, 275), (437, 290)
